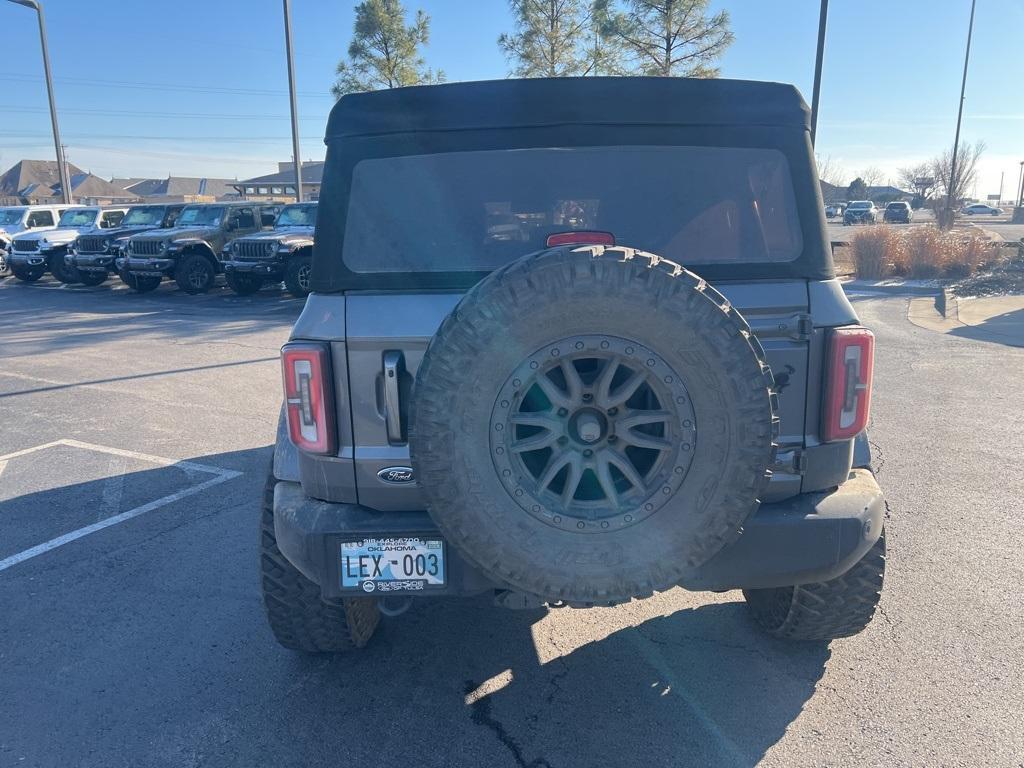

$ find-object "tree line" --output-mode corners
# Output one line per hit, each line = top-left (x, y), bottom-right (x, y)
(331, 0), (733, 98)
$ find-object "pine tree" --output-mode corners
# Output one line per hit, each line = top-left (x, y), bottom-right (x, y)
(605, 0), (733, 78)
(332, 0), (444, 98)
(498, 0), (590, 77)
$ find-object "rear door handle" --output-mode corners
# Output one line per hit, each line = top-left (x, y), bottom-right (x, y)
(383, 351), (405, 444)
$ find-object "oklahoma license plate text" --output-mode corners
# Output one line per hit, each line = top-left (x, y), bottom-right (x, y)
(340, 537), (445, 593)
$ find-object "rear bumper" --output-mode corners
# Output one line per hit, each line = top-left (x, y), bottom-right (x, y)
(273, 468), (886, 598)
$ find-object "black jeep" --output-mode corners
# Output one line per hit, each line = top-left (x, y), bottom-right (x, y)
(67, 204), (185, 286)
(121, 202), (274, 293)
(262, 78), (885, 652)
(220, 202), (317, 297)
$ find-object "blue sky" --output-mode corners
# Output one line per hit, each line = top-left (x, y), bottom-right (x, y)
(2, 0), (1021, 197)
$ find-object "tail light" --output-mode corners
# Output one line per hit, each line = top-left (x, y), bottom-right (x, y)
(822, 327), (874, 442)
(546, 231), (615, 248)
(281, 342), (336, 454)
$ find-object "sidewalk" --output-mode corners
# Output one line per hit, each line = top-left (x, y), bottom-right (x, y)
(907, 294), (1024, 348)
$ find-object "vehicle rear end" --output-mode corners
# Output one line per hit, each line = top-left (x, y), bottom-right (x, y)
(264, 78), (885, 651)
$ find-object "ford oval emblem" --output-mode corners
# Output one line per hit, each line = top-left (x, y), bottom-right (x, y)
(377, 466), (415, 485)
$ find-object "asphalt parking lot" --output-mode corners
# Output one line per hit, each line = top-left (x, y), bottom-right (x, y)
(2, 275), (1023, 767)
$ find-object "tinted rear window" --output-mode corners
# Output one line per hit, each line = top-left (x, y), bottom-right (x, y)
(342, 146), (802, 273)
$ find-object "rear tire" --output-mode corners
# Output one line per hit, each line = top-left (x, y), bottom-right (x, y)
(226, 272), (264, 296)
(743, 529), (886, 642)
(121, 272), (161, 293)
(260, 471), (379, 652)
(284, 254), (312, 298)
(175, 253), (216, 294)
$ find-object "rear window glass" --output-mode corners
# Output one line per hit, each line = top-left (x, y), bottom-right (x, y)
(342, 146), (802, 273)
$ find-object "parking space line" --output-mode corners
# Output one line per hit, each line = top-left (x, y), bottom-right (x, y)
(0, 438), (242, 573)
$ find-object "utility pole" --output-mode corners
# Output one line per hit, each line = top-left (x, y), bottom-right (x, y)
(944, 0), (977, 224)
(809, 0), (829, 146)
(282, 0), (303, 203)
(7, 0), (72, 203)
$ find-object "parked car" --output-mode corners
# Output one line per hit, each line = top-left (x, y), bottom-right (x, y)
(883, 201), (913, 223)
(8, 206), (126, 283)
(0, 204), (80, 278)
(261, 78), (886, 653)
(120, 202), (275, 293)
(220, 201), (317, 297)
(960, 203), (1001, 216)
(843, 200), (877, 225)
(824, 203), (845, 218)
(66, 204), (185, 286)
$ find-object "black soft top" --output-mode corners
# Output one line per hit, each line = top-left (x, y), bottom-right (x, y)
(326, 77), (810, 139)
(313, 77), (832, 291)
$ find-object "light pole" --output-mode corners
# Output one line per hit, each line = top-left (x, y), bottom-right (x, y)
(944, 0), (977, 224)
(809, 0), (829, 146)
(282, 0), (303, 203)
(1017, 160), (1023, 209)
(7, 0), (71, 204)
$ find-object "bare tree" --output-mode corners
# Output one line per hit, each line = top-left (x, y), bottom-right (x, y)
(815, 153), (846, 187)
(897, 163), (933, 196)
(931, 140), (985, 228)
(857, 166), (885, 190)
(604, 0), (733, 77)
(933, 140), (985, 205)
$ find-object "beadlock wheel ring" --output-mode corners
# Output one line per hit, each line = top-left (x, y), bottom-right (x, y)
(490, 334), (697, 533)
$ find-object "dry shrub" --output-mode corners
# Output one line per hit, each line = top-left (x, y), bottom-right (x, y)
(852, 227), (904, 279)
(852, 226), (1000, 279)
(903, 228), (944, 278)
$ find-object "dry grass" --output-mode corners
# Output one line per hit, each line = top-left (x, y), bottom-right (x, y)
(852, 226), (1000, 280)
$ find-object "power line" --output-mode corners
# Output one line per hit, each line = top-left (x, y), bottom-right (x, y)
(0, 72), (331, 98)
(6, 106), (330, 121)
(0, 131), (322, 141)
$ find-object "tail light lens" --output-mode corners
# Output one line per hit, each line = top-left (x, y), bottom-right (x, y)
(281, 342), (336, 454)
(822, 327), (874, 442)
(546, 231), (615, 248)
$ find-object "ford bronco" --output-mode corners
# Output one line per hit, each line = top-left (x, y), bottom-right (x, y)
(263, 78), (885, 652)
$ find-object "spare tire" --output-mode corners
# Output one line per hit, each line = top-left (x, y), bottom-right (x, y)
(410, 245), (777, 605)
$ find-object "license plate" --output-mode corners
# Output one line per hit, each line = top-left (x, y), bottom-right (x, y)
(80, 266), (106, 272)
(134, 270), (163, 277)
(340, 537), (445, 594)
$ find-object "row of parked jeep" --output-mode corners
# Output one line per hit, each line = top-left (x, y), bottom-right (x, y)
(0, 200), (317, 297)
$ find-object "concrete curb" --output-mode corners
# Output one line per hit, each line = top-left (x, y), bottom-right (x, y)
(841, 279), (941, 297)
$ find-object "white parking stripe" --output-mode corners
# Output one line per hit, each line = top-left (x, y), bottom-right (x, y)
(0, 438), (242, 573)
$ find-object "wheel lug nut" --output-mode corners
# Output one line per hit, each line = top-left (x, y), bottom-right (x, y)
(557, 408), (568, 417)
(608, 407), (618, 416)
(582, 394), (593, 402)
(583, 449), (593, 457)
(608, 435), (617, 443)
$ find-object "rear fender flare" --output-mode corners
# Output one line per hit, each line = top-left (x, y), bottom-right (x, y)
(273, 404), (300, 482)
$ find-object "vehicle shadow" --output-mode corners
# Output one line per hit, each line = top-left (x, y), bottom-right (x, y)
(947, 306), (1024, 348)
(0, 275), (303, 358)
(0, 444), (829, 768)
(308, 598), (830, 768)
